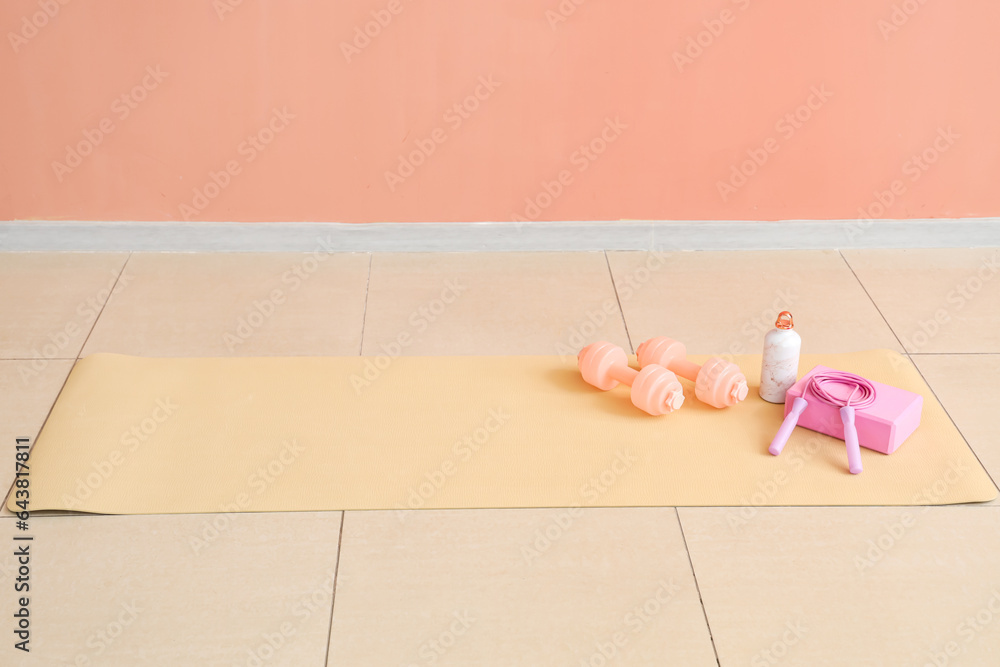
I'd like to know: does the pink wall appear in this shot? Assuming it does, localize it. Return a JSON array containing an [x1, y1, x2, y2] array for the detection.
[[2, 0, 998, 223]]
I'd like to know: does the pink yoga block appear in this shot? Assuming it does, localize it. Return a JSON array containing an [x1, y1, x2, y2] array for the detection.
[[783, 365, 923, 455]]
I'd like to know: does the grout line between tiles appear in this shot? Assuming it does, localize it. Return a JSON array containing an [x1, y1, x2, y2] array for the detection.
[[1, 504, 997, 525], [2, 366, 76, 511], [908, 361, 1000, 497], [357, 254, 373, 356], [604, 251, 634, 353], [75, 253, 133, 358], [910, 352, 1000, 356], [838, 251, 1000, 497], [836, 250, 907, 353], [323, 512, 347, 666], [3, 254, 131, 511], [674, 508, 722, 667]]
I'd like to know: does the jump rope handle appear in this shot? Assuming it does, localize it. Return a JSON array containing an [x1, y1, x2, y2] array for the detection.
[[768, 397, 809, 456], [840, 406, 863, 474]]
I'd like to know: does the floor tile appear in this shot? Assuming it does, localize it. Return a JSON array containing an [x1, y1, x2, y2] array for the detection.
[[842, 248, 1000, 353], [607, 250, 902, 356], [914, 354, 1000, 506], [81, 253, 370, 357], [328, 508, 717, 666], [362, 252, 630, 356], [0, 512, 342, 666], [0, 253, 129, 359], [679, 507, 1000, 667], [0, 359, 74, 518]]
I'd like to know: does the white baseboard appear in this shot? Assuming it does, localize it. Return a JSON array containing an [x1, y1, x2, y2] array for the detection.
[[0, 219, 997, 252]]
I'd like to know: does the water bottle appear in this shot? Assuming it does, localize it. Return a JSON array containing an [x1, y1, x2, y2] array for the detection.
[[759, 311, 801, 403]]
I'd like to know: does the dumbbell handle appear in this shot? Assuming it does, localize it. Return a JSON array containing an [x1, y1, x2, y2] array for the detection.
[[607, 364, 639, 387], [636, 337, 748, 409], [665, 358, 701, 383]]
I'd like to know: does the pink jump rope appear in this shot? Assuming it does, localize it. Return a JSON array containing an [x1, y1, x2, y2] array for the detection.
[[768, 371, 876, 474]]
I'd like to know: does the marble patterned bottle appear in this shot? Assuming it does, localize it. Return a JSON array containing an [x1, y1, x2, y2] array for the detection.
[[759, 311, 801, 404]]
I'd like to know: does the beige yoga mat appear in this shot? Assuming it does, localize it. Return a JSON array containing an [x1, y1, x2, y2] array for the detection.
[[9, 351, 996, 514]]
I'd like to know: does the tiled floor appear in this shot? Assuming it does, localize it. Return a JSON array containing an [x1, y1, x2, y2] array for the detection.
[[2, 249, 998, 666]]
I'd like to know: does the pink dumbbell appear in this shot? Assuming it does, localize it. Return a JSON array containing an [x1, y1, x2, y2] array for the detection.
[[636, 337, 749, 409], [578, 342, 685, 416]]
